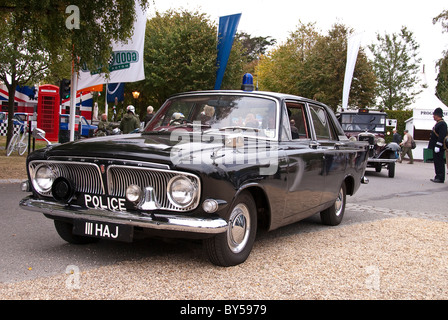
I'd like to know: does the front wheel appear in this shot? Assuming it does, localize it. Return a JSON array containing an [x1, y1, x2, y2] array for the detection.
[[320, 182, 346, 226], [6, 133, 19, 156], [204, 191, 257, 267]]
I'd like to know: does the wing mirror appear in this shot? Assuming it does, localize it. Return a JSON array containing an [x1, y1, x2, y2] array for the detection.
[[32, 128, 52, 145]]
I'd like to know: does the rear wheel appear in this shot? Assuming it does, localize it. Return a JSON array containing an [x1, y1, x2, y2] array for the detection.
[[54, 220, 99, 245], [388, 162, 395, 178], [320, 182, 346, 226], [204, 191, 257, 267], [18, 132, 28, 155]]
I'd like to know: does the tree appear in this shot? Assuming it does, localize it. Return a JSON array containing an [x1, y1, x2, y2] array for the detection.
[[433, 9, 448, 105], [135, 9, 245, 110], [0, 0, 149, 145], [368, 26, 422, 110], [0, 13, 51, 146], [433, 9, 448, 32], [257, 22, 376, 111], [236, 32, 276, 76], [435, 53, 448, 105]]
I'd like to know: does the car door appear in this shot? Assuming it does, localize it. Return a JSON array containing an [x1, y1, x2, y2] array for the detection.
[[282, 101, 325, 219], [308, 103, 349, 204]]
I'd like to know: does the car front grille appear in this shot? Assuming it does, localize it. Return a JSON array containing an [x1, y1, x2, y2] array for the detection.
[[28, 160, 201, 212], [358, 135, 374, 145]]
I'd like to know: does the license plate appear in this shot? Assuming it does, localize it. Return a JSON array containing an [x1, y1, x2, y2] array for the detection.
[[73, 220, 133, 242], [83, 194, 127, 212]]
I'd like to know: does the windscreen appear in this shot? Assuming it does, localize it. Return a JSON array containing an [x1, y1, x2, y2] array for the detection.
[[147, 95, 278, 139], [340, 113, 386, 133]]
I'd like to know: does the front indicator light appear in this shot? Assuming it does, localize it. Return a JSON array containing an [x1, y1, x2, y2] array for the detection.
[[126, 184, 143, 203]]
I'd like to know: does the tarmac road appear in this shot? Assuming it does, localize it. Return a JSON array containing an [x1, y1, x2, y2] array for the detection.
[[0, 160, 447, 286]]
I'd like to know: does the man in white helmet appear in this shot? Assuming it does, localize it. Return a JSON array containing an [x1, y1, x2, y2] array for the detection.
[[119, 105, 140, 134]]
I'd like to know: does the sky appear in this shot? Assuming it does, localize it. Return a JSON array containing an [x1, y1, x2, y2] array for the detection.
[[149, 0, 448, 92]]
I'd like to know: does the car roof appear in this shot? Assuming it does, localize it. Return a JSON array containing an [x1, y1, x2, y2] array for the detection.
[[338, 110, 387, 115], [169, 90, 330, 109]]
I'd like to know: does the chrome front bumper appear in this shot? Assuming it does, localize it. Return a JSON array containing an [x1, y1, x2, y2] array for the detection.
[[19, 196, 228, 235]]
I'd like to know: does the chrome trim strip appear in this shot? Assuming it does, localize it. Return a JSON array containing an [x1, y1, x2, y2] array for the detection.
[[48, 156, 171, 170], [19, 196, 227, 235]]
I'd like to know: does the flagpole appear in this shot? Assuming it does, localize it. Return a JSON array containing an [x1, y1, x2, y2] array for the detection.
[[69, 60, 78, 142], [105, 80, 108, 117]]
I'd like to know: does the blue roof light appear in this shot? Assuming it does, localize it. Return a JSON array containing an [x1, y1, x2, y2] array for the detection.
[[241, 73, 255, 91]]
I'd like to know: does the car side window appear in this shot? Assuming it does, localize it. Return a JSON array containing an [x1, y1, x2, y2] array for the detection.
[[309, 104, 336, 141], [286, 102, 309, 140]]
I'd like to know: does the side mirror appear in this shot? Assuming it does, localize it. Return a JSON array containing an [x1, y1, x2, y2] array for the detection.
[[32, 128, 52, 145]]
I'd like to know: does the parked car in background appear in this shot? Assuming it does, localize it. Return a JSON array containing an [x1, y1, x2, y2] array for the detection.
[[337, 109, 399, 178], [20, 88, 369, 267], [59, 114, 97, 138]]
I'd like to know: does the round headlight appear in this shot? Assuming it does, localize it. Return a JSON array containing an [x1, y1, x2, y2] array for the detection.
[[126, 184, 142, 203], [168, 176, 197, 208], [377, 138, 386, 147], [34, 165, 55, 193]]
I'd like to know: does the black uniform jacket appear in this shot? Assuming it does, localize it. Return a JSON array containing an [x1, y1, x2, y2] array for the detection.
[[428, 119, 448, 150]]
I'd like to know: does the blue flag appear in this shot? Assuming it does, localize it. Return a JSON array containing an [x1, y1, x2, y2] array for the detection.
[[214, 13, 241, 90], [107, 83, 125, 103]]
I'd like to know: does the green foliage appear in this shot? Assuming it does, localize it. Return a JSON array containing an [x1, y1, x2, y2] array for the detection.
[[133, 9, 245, 110], [384, 109, 413, 143], [436, 53, 448, 105], [368, 26, 422, 110], [257, 22, 376, 111]]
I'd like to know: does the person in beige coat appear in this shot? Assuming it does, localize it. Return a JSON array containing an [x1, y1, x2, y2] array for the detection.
[[399, 130, 414, 164]]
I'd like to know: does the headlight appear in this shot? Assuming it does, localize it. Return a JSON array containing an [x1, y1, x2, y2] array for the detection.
[[167, 176, 198, 208], [33, 165, 55, 194], [376, 138, 386, 147]]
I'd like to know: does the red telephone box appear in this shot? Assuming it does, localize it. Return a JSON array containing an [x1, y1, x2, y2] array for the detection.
[[37, 85, 60, 142]]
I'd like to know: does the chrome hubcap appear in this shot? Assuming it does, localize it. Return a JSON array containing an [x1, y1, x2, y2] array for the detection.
[[335, 187, 344, 217], [227, 204, 250, 253]]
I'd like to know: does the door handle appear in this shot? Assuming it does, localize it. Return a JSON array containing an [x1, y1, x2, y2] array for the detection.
[[309, 142, 320, 149]]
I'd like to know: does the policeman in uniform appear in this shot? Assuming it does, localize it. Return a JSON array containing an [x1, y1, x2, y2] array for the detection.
[[428, 107, 447, 183]]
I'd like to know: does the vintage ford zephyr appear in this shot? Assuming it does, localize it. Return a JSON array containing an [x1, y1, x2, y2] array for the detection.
[[20, 90, 369, 266]]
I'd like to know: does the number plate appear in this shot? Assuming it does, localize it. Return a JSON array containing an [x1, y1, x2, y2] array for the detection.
[[73, 220, 133, 242]]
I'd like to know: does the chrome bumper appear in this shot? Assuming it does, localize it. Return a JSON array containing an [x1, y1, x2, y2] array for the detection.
[[367, 158, 397, 163], [19, 196, 228, 235]]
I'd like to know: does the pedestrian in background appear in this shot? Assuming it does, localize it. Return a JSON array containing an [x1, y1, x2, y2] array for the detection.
[[399, 130, 413, 164], [144, 106, 154, 127], [120, 105, 140, 134], [392, 129, 401, 144], [428, 107, 447, 183]]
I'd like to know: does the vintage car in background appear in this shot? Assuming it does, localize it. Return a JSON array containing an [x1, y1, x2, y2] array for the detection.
[[337, 109, 399, 178], [20, 88, 369, 267]]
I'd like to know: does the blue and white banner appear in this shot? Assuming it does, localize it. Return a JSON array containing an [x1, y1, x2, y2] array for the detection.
[[214, 13, 241, 90], [77, 1, 146, 90]]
